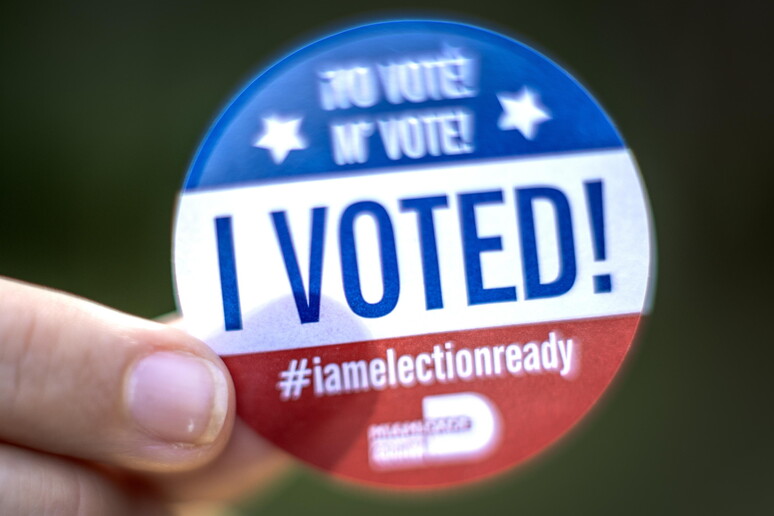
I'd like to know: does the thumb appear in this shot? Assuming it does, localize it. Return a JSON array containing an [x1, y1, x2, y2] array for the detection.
[[0, 277, 234, 472]]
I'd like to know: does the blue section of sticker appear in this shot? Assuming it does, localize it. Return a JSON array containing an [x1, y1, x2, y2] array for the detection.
[[183, 20, 624, 191]]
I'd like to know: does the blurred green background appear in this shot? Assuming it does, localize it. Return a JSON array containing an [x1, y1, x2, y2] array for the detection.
[[1, 0, 771, 514]]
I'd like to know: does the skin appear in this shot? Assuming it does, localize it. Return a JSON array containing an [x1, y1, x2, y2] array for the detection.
[[0, 277, 289, 515]]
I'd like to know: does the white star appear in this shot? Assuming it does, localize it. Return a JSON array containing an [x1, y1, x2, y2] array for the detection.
[[253, 116, 307, 164], [497, 87, 552, 140]]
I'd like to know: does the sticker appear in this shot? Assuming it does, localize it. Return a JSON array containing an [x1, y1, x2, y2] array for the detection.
[[173, 20, 655, 488]]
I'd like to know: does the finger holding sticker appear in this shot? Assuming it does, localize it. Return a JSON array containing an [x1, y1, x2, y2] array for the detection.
[[174, 20, 655, 488]]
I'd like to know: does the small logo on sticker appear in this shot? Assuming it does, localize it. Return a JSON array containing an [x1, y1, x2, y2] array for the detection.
[[368, 392, 501, 470]]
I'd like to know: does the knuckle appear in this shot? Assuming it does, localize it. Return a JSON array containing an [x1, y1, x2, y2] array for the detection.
[[0, 302, 42, 417]]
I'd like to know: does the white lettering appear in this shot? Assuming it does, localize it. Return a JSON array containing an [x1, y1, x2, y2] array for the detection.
[[318, 66, 378, 110], [369, 357, 387, 389], [377, 108, 474, 160], [541, 332, 559, 372], [330, 120, 374, 165], [377, 49, 477, 105], [558, 338, 575, 377], [397, 354, 415, 386], [523, 342, 542, 373], [505, 344, 522, 374]]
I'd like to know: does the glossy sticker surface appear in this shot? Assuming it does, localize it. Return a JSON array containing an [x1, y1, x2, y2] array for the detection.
[[173, 20, 654, 488]]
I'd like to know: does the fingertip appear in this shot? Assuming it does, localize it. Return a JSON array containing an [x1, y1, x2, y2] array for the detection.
[[126, 351, 230, 447], [119, 327, 236, 472]]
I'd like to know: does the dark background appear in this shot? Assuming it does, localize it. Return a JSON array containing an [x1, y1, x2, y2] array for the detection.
[[2, 1, 771, 514]]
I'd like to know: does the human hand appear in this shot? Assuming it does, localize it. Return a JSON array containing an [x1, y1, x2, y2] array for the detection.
[[0, 277, 288, 515]]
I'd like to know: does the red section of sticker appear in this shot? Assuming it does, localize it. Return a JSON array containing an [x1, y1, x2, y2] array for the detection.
[[224, 313, 640, 487]]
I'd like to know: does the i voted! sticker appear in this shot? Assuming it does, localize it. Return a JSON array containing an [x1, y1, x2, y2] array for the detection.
[[173, 20, 655, 488]]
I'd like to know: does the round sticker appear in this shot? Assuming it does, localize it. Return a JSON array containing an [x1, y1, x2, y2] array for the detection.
[[173, 20, 654, 488]]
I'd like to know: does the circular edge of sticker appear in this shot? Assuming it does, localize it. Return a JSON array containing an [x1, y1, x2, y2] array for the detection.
[[171, 18, 658, 489]]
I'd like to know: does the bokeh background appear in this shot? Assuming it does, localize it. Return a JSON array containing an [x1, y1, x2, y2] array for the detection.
[[2, 0, 771, 514]]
